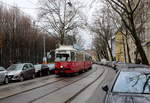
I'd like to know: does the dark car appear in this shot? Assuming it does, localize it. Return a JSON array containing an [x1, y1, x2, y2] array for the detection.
[[7, 63, 35, 82], [0, 66, 9, 84], [34, 64, 42, 77], [34, 64, 49, 76], [102, 68, 150, 103], [47, 63, 55, 74], [41, 64, 50, 75]]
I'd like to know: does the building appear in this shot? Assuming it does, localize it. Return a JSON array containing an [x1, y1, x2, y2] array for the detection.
[[85, 50, 98, 61], [115, 31, 125, 62], [113, 0, 150, 64]]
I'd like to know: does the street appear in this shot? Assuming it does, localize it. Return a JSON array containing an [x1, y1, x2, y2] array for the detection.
[[0, 64, 116, 103]]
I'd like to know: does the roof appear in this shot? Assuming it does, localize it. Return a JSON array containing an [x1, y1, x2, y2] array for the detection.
[[55, 45, 77, 51], [121, 67, 150, 72]]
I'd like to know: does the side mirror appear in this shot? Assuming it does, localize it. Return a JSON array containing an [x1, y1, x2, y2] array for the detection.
[[113, 66, 117, 70], [102, 85, 109, 92]]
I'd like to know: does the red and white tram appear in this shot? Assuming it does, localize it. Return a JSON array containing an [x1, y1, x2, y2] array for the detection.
[[55, 45, 92, 75]]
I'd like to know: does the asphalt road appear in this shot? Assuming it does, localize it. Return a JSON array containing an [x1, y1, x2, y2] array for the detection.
[[71, 66, 116, 103], [0, 65, 116, 103]]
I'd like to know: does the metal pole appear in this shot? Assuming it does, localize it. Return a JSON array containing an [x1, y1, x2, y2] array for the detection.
[[43, 35, 46, 57]]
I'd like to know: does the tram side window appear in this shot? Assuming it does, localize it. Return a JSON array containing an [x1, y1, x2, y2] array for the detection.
[[85, 54, 92, 61], [71, 52, 75, 61], [55, 54, 70, 61], [76, 53, 84, 61], [85, 55, 88, 61]]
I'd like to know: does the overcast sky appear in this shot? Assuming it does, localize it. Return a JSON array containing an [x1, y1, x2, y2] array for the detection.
[[0, 0, 102, 49]]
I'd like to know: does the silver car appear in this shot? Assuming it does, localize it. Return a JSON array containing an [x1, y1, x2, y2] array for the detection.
[[0, 66, 9, 84], [102, 68, 150, 103], [7, 63, 35, 82]]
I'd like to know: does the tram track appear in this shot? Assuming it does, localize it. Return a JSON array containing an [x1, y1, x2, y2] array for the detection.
[[0, 66, 98, 103], [64, 68, 105, 103], [29, 68, 98, 103], [0, 77, 64, 100], [29, 65, 105, 103]]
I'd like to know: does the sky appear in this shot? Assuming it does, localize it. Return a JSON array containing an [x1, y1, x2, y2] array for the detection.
[[0, 0, 102, 49]]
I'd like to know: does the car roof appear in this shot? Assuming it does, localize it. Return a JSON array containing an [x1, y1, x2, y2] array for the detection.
[[14, 63, 33, 65], [120, 67, 150, 73]]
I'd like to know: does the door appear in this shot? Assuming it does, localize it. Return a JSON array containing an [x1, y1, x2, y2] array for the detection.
[[22, 64, 29, 79], [0, 67, 6, 82], [27, 64, 34, 78]]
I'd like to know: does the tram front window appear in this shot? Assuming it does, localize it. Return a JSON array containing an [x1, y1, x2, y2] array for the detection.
[[55, 54, 70, 61]]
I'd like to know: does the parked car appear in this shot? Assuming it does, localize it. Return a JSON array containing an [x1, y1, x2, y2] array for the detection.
[[47, 63, 55, 73], [101, 59, 107, 65], [7, 63, 35, 82], [102, 68, 150, 103], [34, 64, 42, 77], [41, 64, 50, 75], [34, 64, 49, 76], [0, 66, 9, 84]]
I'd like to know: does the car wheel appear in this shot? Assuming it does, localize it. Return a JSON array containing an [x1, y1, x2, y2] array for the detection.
[[39, 72, 42, 77], [20, 75, 24, 82], [32, 74, 35, 79], [4, 77, 9, 84]]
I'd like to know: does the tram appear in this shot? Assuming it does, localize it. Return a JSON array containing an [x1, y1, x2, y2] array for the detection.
[[55, 45, 92, 75]]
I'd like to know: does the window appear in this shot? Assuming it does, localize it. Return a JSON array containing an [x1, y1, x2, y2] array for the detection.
[[55, 53, 70, 61], [23, 65, 28, 70], [0, 67, 5, 71], [28, 64, 33, 68], [113, 71, 150, 94], [71, 52, 75, 61], [76, 53, 84, 61]]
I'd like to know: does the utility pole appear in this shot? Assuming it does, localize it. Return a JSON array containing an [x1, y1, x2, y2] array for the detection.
[[43, 34, 47, 64], [43, 35, 46, 57]]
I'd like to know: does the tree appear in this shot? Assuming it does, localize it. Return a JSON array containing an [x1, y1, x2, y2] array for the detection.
[[38, 0, 83, 45], [105, 0, 150, 65], [0, 5, 58, 67], [89, 7, 115, 61]]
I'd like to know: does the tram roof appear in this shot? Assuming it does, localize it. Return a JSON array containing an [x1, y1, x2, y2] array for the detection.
[[56, 45, 77, 51]]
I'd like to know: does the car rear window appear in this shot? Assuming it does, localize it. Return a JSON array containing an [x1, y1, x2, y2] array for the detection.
[[112, 71, 150, 94]]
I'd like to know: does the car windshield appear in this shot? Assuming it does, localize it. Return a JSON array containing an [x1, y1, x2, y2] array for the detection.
[[34, 64, 41, 69], [55, 54, 70, 62], [0, 67, 5, 71], [113, 71, 150, 94], [7, 64, 23, 70]]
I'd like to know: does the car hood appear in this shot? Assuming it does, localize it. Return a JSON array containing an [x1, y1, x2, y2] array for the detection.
[[7, 70, 22, 75], [106, 93, 150, 103], [0, 70, 7, 75]]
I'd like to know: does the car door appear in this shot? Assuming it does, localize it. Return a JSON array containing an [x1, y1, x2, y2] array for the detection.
[[22, 64, 29, 79], [0, 67, 6, 82], [27, 64, 34, 78]]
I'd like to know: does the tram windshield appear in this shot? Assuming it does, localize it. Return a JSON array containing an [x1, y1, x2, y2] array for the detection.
[[55, 53, 70, 61]]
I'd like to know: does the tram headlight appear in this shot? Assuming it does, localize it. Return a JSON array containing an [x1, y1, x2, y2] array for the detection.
[[60, 66, 63, 68]]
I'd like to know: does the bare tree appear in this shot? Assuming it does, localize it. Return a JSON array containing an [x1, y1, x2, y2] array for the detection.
[[93, 34, 109, 60], [105, 0, 150, 65], [89, 7, 115, 61], [38, 0, 83, 45], [0, 5, 58, 67]]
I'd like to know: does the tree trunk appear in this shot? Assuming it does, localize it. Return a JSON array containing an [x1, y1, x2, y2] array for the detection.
[[123, 37, 127, 63], [126, 37, 132, 63], [106, 41, 114, 61], [130, 19, 149, 64]]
